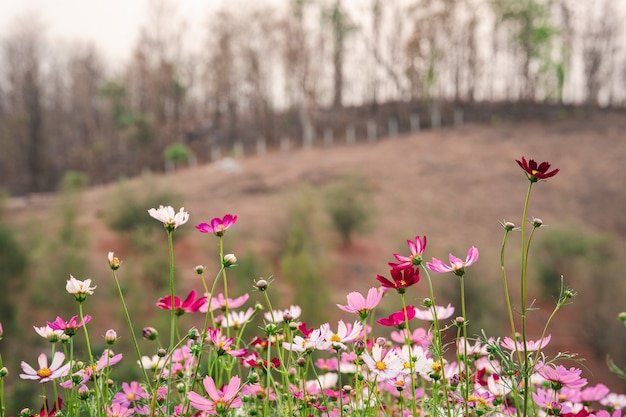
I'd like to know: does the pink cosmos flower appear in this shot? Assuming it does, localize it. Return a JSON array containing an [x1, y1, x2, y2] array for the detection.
[[220, 308, 255, 329], [322, 320, 363, 350], [187, 375, 243, 414], [376, 266, 420, 293], [390, 235, 427, 268], [20, 352, 71, 383], [107, 403, 133, 417], [426, 246, 479, 277], [201, 293, 249, 313], [195, 214, 238, 236], [414, 303, 455, 321], [336, 287, 384, 319], [500, 334, 551, 352], [156, 289, 206, 316], [112, 381, 148, 409], [206, 328, 247, 357], [390, 328, 432, 347], [536, 363, 588, 390], [376, 306, 416, 328], [533, 388, 571, 414], [47, 315, 91, 337], [61, 349, 123, 389]]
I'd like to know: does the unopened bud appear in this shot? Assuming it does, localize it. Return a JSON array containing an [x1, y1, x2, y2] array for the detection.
[[177, 382, 185, 393], [157, 348, 167, 358], [354, 340, 365, 355], [455, 317, 465, 327], [143, 327, 158, 341], [105, 329, 117, 345], [532, 217, 543, 228], [78, 384, 90, 400], [423, 298, 433, 308], [194, 265, 206, 275], [503, 221, 515, 231], [0, 367, 8, 377], [254, 279, 268, 291], [108, 252, 121, 270], [222, 254, 237, 267], [248, 372, 260, 384], [619, 312, 626, 322], [20, 408, 31, 417], [342, 384, 353, 394], [187, 328, 200, 340], [296, 357, 306, 367], [375, 337, 386, 346]]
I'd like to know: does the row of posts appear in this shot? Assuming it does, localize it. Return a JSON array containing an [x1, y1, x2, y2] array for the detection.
[[209, 108, 464, 161]]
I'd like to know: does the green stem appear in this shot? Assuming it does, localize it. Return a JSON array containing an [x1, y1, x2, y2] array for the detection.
[[520, 181, 534, 417], [166, 229, 175, 417]]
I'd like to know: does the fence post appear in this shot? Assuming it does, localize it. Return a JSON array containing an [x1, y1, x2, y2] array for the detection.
[[367, 120, 377, 143], [256, 137, 266, 155], [388, 117, 398, 137], [430, 107, 441, 129], [346, 125, 356, 145], [324, 127, 334, 148], [410, 113, 420, 132]]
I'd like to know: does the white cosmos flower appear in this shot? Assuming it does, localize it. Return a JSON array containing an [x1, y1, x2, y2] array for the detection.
[[33, 325, 65, 342], [66, 275, 96, 298], [148, 205, 189, 230], [361, 344, 403, 381], [138, 355, 162, 371]]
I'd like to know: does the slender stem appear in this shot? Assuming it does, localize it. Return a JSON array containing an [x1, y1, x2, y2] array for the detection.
[[519, 181, 534, 417], [459, 275, 469, 417], [400, 293, 418, 415], [166, 229, 175, 417]]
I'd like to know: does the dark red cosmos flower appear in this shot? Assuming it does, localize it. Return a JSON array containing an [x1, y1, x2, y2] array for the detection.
[[376, 266, 420, 293], [516, 157, 559, 182]]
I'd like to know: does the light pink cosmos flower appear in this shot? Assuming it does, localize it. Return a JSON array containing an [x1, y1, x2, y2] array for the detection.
[[66, 275, 96, 300], [601, 393, 626, 410], [206, 328, 247, 357], [500, 334, 551, 352], [20, 352, 71, 383], [536, 363, 588, 390], [264, 305, 302, 323], [156, 289, 207, 316], [414, 303, 455, 321], [112, 381, 148, 410], [322, 320, 363, 350], [390, 235, 427, 269], [107, 403, 133, 417], [187, 375, 243, 414], [336, 287, 384, 319], [201, 293, 249, 313], [220, 308, 255, 329], [390, 328, 432, 347], [195, 214, 238, 236], [33, 325, 65, 343], [533, 388, 571, 414], [361, 344, 403, 381], [148, 205, 189, 230], [426, 246, 479, 276]]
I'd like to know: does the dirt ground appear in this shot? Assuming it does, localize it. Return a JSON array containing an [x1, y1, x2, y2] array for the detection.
[[9, 110, 626, 390]]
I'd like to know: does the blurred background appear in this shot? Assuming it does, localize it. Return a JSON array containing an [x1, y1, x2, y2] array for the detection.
[[0, 0, 625, 412]]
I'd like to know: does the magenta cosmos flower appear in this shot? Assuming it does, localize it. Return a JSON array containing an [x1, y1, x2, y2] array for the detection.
[[187, 375, 243, 414], [195, 214, 238, 236], [156, 289, 206, 316], [426, 246, 479, 277], [516, 157, 559, 183], [336, 287, 383, 319], [20, 352, 71, 383], [390, 235, 427, 268], [377, 306, 416, 328], [376, 266, 420, 293], [47, 315, 91, 337]]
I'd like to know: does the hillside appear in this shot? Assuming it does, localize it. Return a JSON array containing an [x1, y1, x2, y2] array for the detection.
[[9, 111, 626, 391]]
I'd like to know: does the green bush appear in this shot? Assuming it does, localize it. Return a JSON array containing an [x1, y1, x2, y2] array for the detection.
[[324, 173, 375, 246], [164, 143, 191, 166]]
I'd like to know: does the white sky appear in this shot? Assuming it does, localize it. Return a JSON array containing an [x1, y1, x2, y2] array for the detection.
[[0, 0, 218, 63]]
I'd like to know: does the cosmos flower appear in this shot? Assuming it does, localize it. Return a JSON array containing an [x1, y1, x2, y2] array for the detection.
[[361, 344, 403, 380], [516, 157, 559, 182], [65, 275, 96, 301], [156, 289, 207, 316], [20, 352, 71, 383], [414, 303, 455, 321], [426, 247, 479, 277], [376, 266, 420, 293], [336, 287, 384, 319], [187, 375, 243, 414], [47, 315, 92, 337], [390, 235, 427, 268], [536, 363, 588, 390], [195, 214, 238, 236], [500, 334, 551, 352], [148, 205, 189, 230], [376, 306, 416, 328]]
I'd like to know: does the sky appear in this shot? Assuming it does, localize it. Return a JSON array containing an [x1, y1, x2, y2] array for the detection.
[[0, 0, 217, 63]]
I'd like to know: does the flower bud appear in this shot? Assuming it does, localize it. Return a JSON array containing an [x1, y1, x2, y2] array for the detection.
[[157, 348, 167, 358], [108, 252, 121, 270], [222, 254, 237, 267], [187, 328, 200, 340], [532, 217, 543, 228], [177, 382, 186, 393], [354, 340, 365, 355], [375, 337, 386, 346], [455, 317, 465, 327], [423, 298, 433, 308], [503, 221, 515, 231], [342, 384, 353, 394], [194, 265, 206, 275], [20, 408, 31, 417], [0, 367, 8, 378], [143, 327, 158, 341], [619, 312, 626, 322], [254, 279, 268, 291], [78, 385, 91, 400], [296, 357, 307, 367], [105, 329, 118, 345], [288, 321, 299, 330], [254, 303, 264, 312]]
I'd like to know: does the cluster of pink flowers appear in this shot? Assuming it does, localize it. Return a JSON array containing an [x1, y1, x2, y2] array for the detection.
[[6, 158, 626, 417]]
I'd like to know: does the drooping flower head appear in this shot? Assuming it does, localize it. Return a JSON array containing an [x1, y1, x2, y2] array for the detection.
[[516, 157, 559, 183], [20, 352, 71, 383], [390, 235, 427, 268], [148, 205, 189, 231], [156, 289, 207, 316], [47, 315, 92, 337], [426, 247, 479, 277], [66, 275, 96, 302], [187, 375, 243, 414], [336, 287, 384, 319], [376, 266, 420, 294], [196, 214, 238, 237]]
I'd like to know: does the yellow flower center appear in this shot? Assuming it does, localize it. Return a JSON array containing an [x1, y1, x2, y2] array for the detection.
[[330, 334, 341, 343], [431, 362, 442, 372], [127, 393, 135, 401], [396, 379, 405, 387], [375, 361, 387, 371], [37, 368, 52, 378], [468, 395, 488, 407], [403, 362, 411, 369]]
